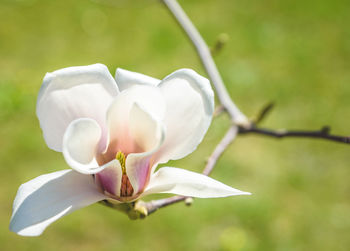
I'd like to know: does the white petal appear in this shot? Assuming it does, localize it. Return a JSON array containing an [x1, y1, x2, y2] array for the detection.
[[9, 170, 106, 237], [37, 64, 118, 152], [155, 69, 214, 163], [143, 167, 250, 198], [115, 68, 160, 91], [129, 103, 165, 153], [125, 103, 166, 195], [105, 85, 165, 155], [63, 118, 107, 174]]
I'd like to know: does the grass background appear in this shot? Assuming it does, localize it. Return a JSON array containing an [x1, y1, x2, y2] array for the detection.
[[0, 0, 349, 250]]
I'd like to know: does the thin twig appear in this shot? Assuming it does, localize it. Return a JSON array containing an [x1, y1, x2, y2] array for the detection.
[[253, 102, 275, 125], [144, 196, 187, 215], [213, 105, 225, 117], [238, 126, 350, 144], [162, 0, 248, 126], [203, 126, 238, 175]]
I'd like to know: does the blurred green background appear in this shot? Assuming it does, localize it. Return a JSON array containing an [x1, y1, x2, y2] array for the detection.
[[1, 0, 350, 250]]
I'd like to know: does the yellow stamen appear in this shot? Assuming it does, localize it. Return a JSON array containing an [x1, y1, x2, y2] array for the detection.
[[116, 151, 126, 174], [116, 151, 134, 197]]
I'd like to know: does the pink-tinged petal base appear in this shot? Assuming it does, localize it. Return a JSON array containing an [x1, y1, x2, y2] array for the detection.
[[95, 160, 122, 197], [126, 154, 152, 195], [103, 85, 165, 158], [125, 103, 166, 195]]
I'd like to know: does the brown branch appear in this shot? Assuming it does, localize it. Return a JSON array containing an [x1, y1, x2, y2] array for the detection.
[[238, 125, 350, 144], [242, 102, 350, 144]]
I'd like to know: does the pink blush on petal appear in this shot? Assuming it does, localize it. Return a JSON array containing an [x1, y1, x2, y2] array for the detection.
[[96, 166, 121, 196]]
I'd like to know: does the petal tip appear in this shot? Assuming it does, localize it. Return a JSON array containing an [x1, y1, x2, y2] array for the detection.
[[240, 191, 252, 196]]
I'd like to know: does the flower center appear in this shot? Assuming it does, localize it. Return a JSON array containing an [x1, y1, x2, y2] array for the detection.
[[116, 151, 134, 197]]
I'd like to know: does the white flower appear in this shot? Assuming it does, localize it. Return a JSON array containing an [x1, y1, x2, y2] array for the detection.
[[9, 64, 250, 236]]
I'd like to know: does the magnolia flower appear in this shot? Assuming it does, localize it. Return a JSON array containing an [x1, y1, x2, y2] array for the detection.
[[9, 64, 250, 236]]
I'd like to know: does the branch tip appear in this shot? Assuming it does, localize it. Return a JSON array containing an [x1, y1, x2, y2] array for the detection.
[[211, 33, 229, 56], [254, 102, 275, 125], [185, 197, 194, 206]]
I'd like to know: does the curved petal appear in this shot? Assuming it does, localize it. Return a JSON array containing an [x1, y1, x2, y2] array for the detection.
[[9, 170, 106, 237], [155, 69, 214, 163], [105, 85, 165, 156], [125, 103, 166, 195], [95, 159, 123, 197], [115, 68, 160, 91], [63, 118, 107, 175], [36, 64, 118, 152], [143, 167, 251, 198]]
